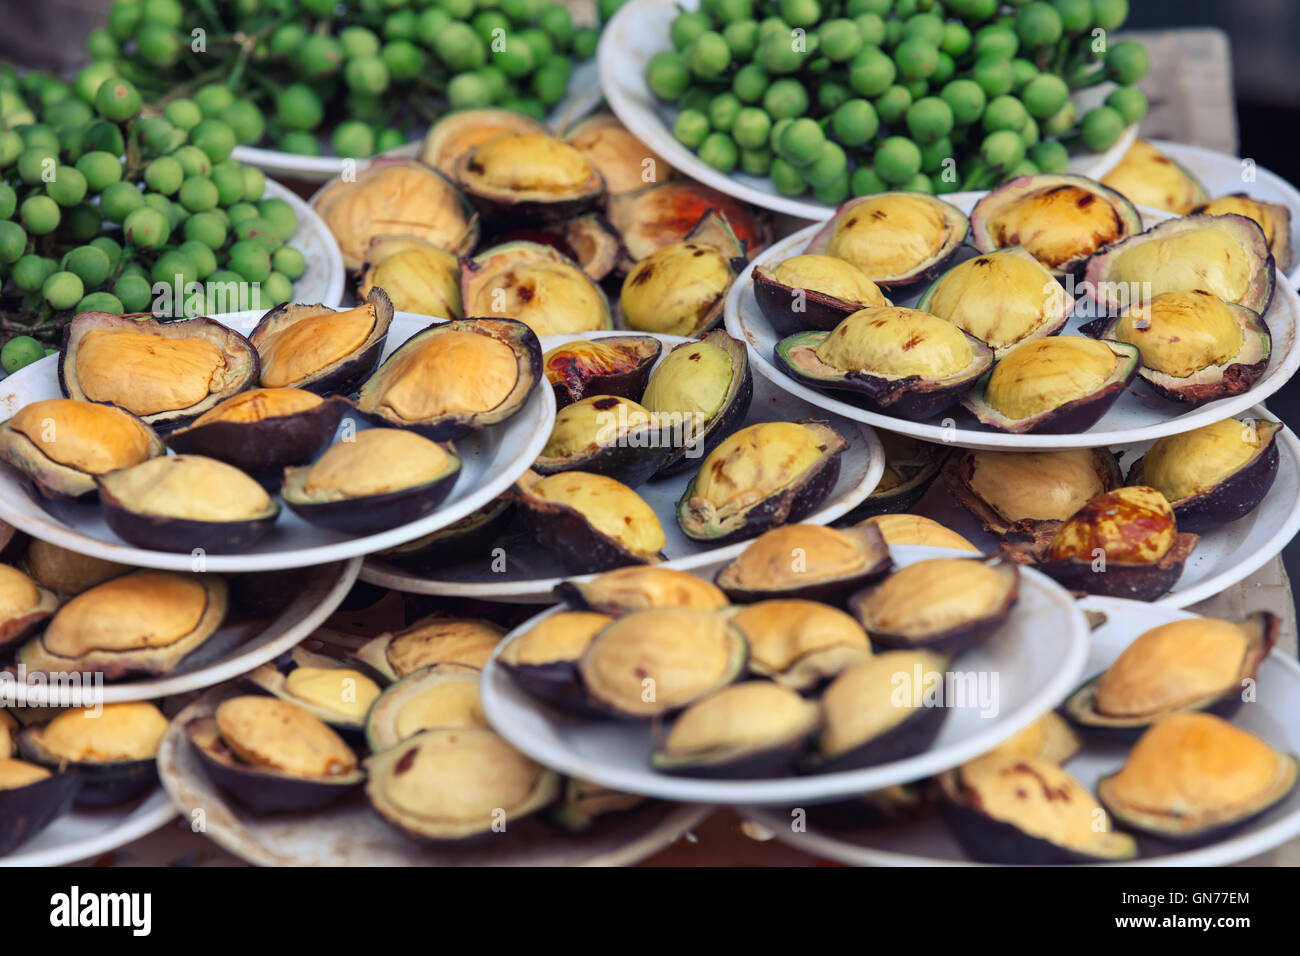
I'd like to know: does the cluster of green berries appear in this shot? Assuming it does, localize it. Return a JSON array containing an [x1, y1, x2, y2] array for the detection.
[[645, 0, 1148, 200]]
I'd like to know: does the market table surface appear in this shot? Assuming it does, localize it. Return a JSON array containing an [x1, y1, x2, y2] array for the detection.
[[67, 25, 1300, 868]]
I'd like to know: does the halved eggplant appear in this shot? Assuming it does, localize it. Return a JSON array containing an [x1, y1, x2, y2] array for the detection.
[[809, 649, 951, 772], [366, 727, 561, 842], [0, 563, 58, 653], [513, 469, 666, 573], [969, 174, 1142, 275], [1083, 213, 1275, 315], [803, 193, 969, 288], [916, 247, 1074, 355], [1063, 612, 1278, 738], [849, 557, 1018, 654], [0, 759, 82, 855], [651, 680, 821, 778], [19, 701, 167, 806], [358, 236, 463, 321], [961, 337, 1140, 434], [98, 455, 280, 553], [1100, 140, 1209, 215], [245, 647, 383, 731], [944, 446, 1122, 540], [186, 695, 365, 813], [354, 615, 506, 682], [939, 753, 1138, 863], [17, 570, 227, 679], [353, 317, 541, 441], [640, 330, 753, 476], [677, 420, 847, 544], [1081, 291, 1270, 404], [731, 599, 871, 691], [554, 566, 729, 614], [282, 428, 461, 536], [498, 610, 614, 716], [714, 523, 892, 604], [313, 158, 478, 270], [841, 432, 948, 522], [1127, 418, 1281, 532], [454, 131, 605, 224], [753, 253, 892, 336], [1190, 194, 1293, 272], [546, 779, 649, 832], [543, 335, 661, 408], [607, 180, 771, 267], [533, 395, 676, 487], [364, 663, 487, 752], [774, 307, 994, 421], [619, 211, 748, 337], [165, 388, 346, 479], [0, 398, 165, 500], [854, 514, 979, 552], [577, 608, 748, 719], [249, 288, 395, 396], [59, 312, 259, 433], [563, 110, 673, 195], [1097, 712, 1298, 844], [1002, 486, 1196, 601], [20, 540, 129, 596], [460, 240, 614, 337], [421, 107, 547, 179], [372, 496, 514, 570]]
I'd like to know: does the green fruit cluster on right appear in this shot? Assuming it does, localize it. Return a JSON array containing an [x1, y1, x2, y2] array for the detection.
[[646, 0, 1148, 200]]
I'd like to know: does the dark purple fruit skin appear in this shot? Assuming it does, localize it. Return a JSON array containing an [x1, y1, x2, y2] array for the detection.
[[283, 467, 459, 536], [681, 455, 842, 547], [1128, 433, 1280, 533], [753, 269, 861, 336], [806, 702, 948, 774], [165, 397, 347, 478], [98, 493, 279, 554], [0, 521, 26, 563], [354, 317, 543, 442], [185, 718, 360, 813], [66, 760, 156, 807], [848, 574, 1018, 655], [0, 607, 55, 654], [547, 336, 661, 409], [1003, 532, 1196, 602], [250, 288, 395, 397], [940, 785, 1127, 864], [837, 451, 949, 525], [498, 660, 608, 718], [776, 349, 975, 422], [651, 737, 810, 779], [1061, 678, 1248, 745], [971, 364, 1138, 434], [715, 571, 889, 608], [650, 331, 754, 478], [514, 492, 658, 574], [0, 770, 82, 854], [533, 422, 677, 489], [381, 501, 515, 571], [1097, 758, 1298, 846]]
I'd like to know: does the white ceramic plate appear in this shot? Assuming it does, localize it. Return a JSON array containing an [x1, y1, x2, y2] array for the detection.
[[0, 787, 177, 868], [156, 685, 712, 867], [915, 406, 1300, 609], [262, 178, 345, 307], [744, 596, 1300, 866], [231, 59, 604, 184], [0, 313, 555, 572], [599, 0, 1137, 222], [480, 545, 1091, 805], [1152, 139, 1300, 288], [360, 330, 885, 602], [725, 202, 1300, 451], [8, 557, 360, 705]]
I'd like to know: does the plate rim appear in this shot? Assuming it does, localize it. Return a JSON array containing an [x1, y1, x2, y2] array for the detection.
[[0, 787, 178, 868], [479, 544, 1093, 804], [742, 595, 1300, 867], [0, 314, 556, 572], [358, 329, 886, 600], [725, 218, 1300, 451], [599, 0, 1137, 222], [155, 685, 714, 867]]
